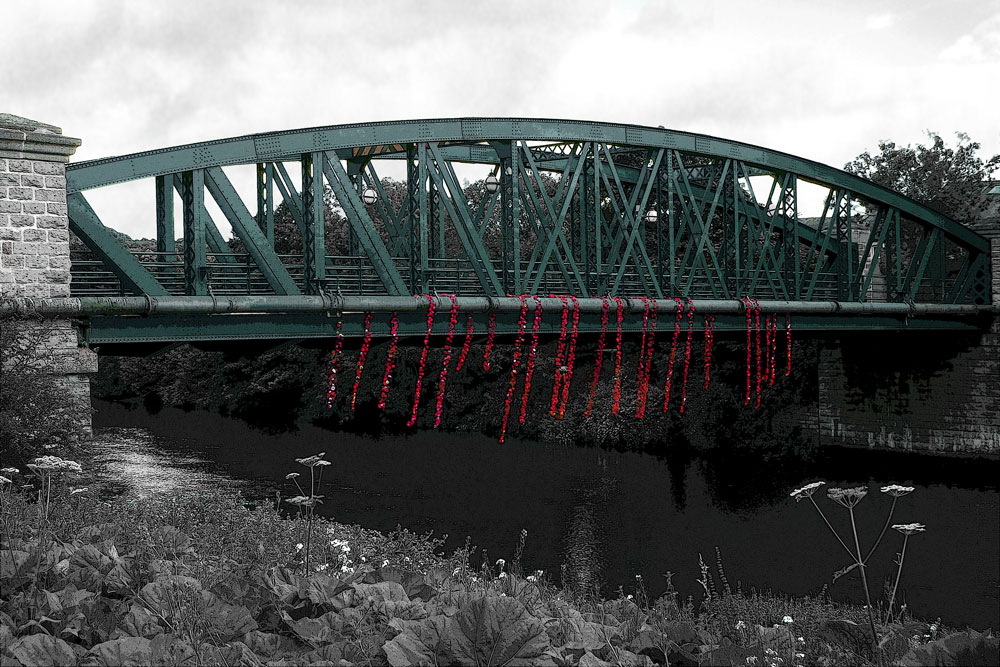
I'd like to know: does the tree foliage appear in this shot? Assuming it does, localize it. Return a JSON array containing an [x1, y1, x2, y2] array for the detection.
[[843, 132, 1000, 223]]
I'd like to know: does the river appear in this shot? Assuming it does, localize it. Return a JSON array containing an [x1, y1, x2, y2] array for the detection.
[[90, 399, 999, 630]]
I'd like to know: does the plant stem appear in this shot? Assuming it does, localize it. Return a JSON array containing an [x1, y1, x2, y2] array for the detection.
[[884, 535, 909, 626], [808, 495, 856, 560], [848, 506, 880, 660], [863, 496, 897, 564]]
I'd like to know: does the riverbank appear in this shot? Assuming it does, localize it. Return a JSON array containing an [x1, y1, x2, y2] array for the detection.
[[2, 458, 995, 667]]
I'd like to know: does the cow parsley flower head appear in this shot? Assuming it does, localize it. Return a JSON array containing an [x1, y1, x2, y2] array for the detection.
[[892, 523, 927, 535], [789, 481, 825, 502], [881, 484, 915, 497], [827, 486, 868, 508]]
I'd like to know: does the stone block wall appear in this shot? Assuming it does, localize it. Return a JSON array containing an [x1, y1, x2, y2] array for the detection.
[[1, 114, 98, 439]]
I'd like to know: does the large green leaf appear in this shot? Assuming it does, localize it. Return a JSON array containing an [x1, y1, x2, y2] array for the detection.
[[0, 551, 28, 580], [80, 638, 152, 666], [1, 635, 77, 666], [281, 610, 346, 647], [900, 630, 1000, 666], [445, 595, 552, 666]]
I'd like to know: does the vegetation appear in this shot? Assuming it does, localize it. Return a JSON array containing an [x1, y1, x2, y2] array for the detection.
[[843, 132, 999, 224], [2, 454, 996, 666]]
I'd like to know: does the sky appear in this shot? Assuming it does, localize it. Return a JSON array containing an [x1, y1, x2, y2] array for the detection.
[[5, 0, 1000, 238]]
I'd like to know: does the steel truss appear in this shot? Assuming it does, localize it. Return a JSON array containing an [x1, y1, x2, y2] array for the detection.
[[62, 118, 993, 344]]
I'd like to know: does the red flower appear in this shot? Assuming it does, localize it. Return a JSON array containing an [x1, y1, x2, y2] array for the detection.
[[662, 297, 685, 412], [407, 295, 437, 428], [557, 295, 581, 419], [703, 315, 716, 390], [377, 312, 400, 410], [743, 296, 752, 406], [350, 312, 374, 412], [499, 295, 530, 443], [680, 299, 695, 414], [433, 294, 461, 429], [611, 297, 625, 415], [455, 315, 475, 371], [753, 298, 762, 409], [635, 297, 659, 419], [326, 317, 345, 408], [584, 297, 610, 418], [785, 313, 792, 377], [549, 296, 570, 417], [519, 296, 544, 424], [482, 312, 497, 371]]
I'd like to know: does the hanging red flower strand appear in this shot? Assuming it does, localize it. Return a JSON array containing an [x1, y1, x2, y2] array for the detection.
[[350, 311, 374, 412], [611, 296, 625, 415], [549, 296, 570, 417], [557, 295, 581, 419], [743, 296, 752, 406], [455, 315, 475, 371], [482, 312, 497, 371], [786, 313, 792, 377], [407, 295, 437, 428], [703, 315, 716, 390], [753, 298, 763, 409], [433, 295, 460, 429], [326, 316, 345, 408], [680, 299, 695, 414], [584, 297, 610, 418], [768, 314, 778, 386], [499, 295, 530, 443], [662, 297, 685, 412], [635, 297, 659, 419], [763, 311, 773, 386], [634, 297, 651, 418], [519, 296, 543, 424], [377, 312, 400, 410]]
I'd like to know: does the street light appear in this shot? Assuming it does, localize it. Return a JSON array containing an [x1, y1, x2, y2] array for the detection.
[[644, 209, 658, 224], [484, 174, 500, 194], [361, 188, 377, 205]]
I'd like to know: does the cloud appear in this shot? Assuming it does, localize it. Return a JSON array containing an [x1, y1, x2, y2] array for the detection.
[[939, 11, 1000, 63]]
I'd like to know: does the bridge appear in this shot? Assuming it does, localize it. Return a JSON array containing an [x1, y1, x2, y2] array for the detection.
[[1, 114, 997, 453]]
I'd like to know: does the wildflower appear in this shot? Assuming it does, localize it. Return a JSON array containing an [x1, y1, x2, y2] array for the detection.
[[318, 563, 329, 571], [315, 460, 332, 467], [526, 575, 537, 582], [735, 620, 747, 630], [796, 637, 804, 644], [286, 495, 322, 507], [69, 487, 87, 495], [881, 484, 915, 497], [892, 523, 927, 535], [296, 543, 304, 551], [626, 594, 634, 600], [789, 481, 825, 502], [382, 560, 390, 567], [0, 467, 17, 475], [28, 456, 82, 474], [794, 653, 805, 659], [746, 657, 758, 666], [0, 476, 11, 485], [498, 572, 507, 579], [783, 615, 794, 624], [827, 486, 868, 508], [295, 453, 327, 467], [496, 558, 506, 568], [285, 473, 300, 479]]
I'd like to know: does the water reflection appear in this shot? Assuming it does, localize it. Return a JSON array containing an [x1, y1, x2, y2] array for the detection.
[[88, 426, 249, 500], [91, 400, 999, 629]]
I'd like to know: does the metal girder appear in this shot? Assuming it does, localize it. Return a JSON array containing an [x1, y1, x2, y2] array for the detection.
[[169, 174, 238, 271], [301, 152, 325, 294], [67, 193, 169, 296], [203, 166, 301, 295], [321, 152, 408, 295]]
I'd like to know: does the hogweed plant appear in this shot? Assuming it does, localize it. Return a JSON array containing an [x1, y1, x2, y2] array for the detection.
[[790, 481, 923, 660], [285, 452, 331, 574]]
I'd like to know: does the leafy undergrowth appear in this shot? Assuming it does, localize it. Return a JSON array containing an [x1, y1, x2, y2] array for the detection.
[[1, 489, 997, 666]]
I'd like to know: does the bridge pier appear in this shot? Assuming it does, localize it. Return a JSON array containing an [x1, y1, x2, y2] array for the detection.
[[815, 211, 1000, 456], [1, 114, 98, 442]]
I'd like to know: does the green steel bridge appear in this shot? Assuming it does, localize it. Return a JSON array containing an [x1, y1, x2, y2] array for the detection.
[[28, 118, 996, 352]]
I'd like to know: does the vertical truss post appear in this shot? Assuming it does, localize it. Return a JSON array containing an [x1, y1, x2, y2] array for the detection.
[[181, 170, 206, 296], [417, 143, 430, 292], [666, 150, 675, 294], [155, 175, 175, 262], [428, 178, 440, 260], [497, 141, 519, 294], [301, 152, 326, 295], [405, 146, 419, 293], [779, 174, 800, 299], [834, 190, 853, 300], [346, 161, 363, 257], [721, 164, 738, 296], [256, 163, 274, 247]]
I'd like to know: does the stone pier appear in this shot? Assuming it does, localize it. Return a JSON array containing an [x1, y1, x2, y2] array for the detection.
[[0, 113, 98, 442]]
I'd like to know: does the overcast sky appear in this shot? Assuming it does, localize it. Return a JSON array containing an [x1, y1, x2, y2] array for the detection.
[[6, 0, 1000, 238]]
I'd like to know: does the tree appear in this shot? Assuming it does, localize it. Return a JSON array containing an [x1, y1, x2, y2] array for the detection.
[[844, 132, 1000, 223]]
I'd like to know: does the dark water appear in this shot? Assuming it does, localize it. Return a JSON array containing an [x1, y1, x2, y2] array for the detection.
[[91, 399, 999, 630]]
